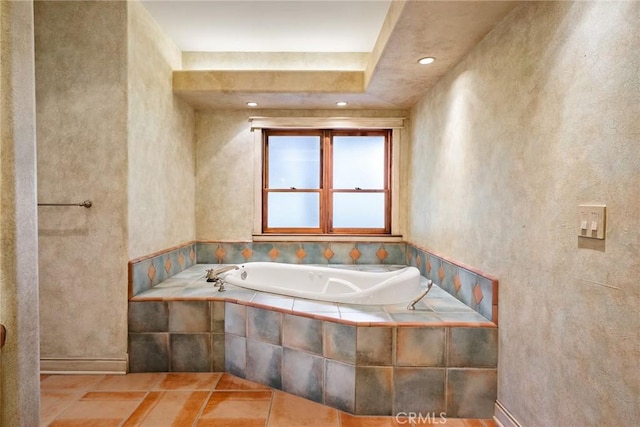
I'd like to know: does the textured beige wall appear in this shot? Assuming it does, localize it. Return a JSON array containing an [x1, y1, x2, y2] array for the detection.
[[35, 1, 129, 361], [195, 109, 409, 241], [183, 52, 368, 71], [0, 0, 40, 424], [127, 1, 195, 259], [408, 2, 639, 425]]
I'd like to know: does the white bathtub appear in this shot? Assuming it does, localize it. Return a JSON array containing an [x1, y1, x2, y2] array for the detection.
[[220, 262, 423, 305]]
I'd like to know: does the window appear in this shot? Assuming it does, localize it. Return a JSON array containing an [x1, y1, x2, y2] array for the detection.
[[262, 129, 391, 234]]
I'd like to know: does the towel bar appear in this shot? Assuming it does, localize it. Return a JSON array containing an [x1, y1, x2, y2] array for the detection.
[[37, 200, 92, 208]]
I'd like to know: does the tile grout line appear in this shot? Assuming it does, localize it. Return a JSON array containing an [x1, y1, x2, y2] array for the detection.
[[445, 327, 451, 418], [124, 389, 166, 426], [191, 390, 213, 427], [118, 389, 152, 427], [265, 388, 276, 427], [150, 372, 166, 390], [391, 325, 398, 418]]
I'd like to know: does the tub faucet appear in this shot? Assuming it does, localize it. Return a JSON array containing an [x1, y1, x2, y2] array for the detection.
[[206, 265, 239, 280], [205, 265, 239, 291], [407, 279, 433, 310]]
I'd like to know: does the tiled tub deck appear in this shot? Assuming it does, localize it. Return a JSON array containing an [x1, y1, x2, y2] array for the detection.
[[128, 264, 498, 418]]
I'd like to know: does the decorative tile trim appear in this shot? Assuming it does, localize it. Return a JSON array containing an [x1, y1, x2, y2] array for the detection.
[[129, 241, 197, 298], [195, 241, 406, 265], [406, 243, 499, 324]]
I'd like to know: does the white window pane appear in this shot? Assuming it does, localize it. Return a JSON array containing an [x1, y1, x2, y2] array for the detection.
[[333, 193, 385, 228], [268, 192, 319, 228], [333, 136, 385, 189], [268, 136, 320, 189]]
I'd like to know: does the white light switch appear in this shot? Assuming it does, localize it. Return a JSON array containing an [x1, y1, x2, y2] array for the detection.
[[580, 210, 589, 231], [578, 205, 606, 239], [590, 212, 599, 231]]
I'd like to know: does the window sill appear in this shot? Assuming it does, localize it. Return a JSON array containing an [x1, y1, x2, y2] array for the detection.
[[252, 234, 404, 242]]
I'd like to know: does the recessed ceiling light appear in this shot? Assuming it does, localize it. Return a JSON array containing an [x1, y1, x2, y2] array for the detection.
[[417, 57, 436, 65], [246, 101, 258, 107], [336, 101, 348, 107]]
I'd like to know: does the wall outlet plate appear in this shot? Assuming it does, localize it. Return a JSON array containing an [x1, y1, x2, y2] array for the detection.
[[578, 204, 606, 240]]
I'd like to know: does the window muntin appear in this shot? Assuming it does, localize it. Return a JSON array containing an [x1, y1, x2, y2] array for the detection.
[[263, 129, 391, 234]]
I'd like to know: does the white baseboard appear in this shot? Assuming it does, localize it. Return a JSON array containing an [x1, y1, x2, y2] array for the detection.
[[40, 357, 128, 374], [494, 400, 523, 427]]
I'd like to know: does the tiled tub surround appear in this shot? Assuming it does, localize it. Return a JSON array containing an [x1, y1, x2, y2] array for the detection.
[[129, 241, 497, 323], [128, 241, 405, 298], [407, 244, 498, 324], [129, 264, 498, 418], [128, 241, 197, 297]]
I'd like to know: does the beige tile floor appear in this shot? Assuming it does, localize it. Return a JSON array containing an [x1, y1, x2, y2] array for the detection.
[[40, 372, 498, 427]]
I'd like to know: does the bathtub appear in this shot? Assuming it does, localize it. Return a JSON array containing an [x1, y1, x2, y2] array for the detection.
[[220, 262, 423, 305]]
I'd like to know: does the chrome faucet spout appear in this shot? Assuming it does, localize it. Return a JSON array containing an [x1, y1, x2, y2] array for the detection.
[[407, 279, 433, 310], [205, 265, 239, 282]]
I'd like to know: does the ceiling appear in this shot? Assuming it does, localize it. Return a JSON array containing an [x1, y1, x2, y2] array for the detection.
[[141, 0, 520, 110], [141, 0, 392, 53]]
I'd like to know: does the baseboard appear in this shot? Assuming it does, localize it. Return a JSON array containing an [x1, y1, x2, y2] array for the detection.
[[494, 400, 523, 427], [40, 357, 128, 374]]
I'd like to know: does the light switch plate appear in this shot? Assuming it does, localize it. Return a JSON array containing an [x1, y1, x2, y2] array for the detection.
[[578, 204, 606, 239]]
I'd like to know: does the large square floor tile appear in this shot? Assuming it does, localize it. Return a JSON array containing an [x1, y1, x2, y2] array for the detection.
[[93, 373, 163, 391], [40, 375, 105, 392], [268, 391, 339, 427], [153, 372, 221, 391], [122, 390, 209, 426], [48, 399, 141, 427], [196, 391, 272, 426]]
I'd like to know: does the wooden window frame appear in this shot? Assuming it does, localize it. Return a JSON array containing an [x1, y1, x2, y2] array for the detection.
[[262, 129, 392, 235]]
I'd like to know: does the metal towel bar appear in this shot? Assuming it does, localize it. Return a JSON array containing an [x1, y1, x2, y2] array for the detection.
[[38, 200, 92, 208]]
